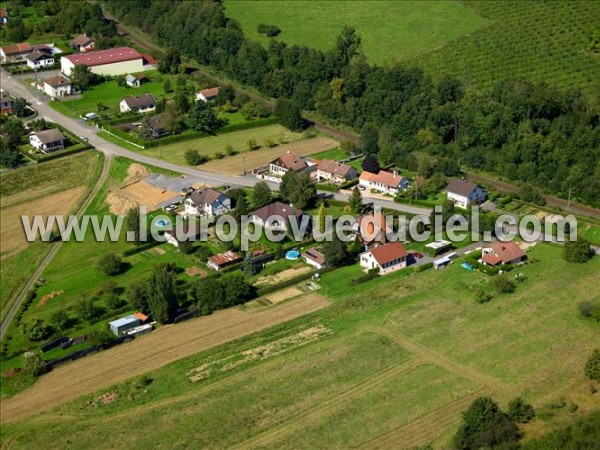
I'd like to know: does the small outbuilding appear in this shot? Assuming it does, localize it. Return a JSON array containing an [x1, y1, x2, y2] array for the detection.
[[109, 315, 140, 336]]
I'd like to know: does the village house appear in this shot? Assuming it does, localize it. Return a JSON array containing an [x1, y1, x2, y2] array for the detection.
[[195, 86, 220, 102], [359, 170, 409, 196], [302, 248, 326, 269], [29, 128, 65, 153], [119, 93, 156, 114], [0, 91, 13, 115], [38, 75, 72, 98], [315, 159, 357, 184], [249, 201, 304, 231], [269, 152, 307, 177], [125, 73, 148, 87], [353, 210, 392, 249], [0, 42, 32, 62], [61, 46, 155, 77], [25, 50, 54, 69], [359, 241, 408, 275], [482, 241, 526, 266], [208, 250, 242, 271], [184, 187, 231, 217], [446, 179, 486, 209], [69, 34, 95, 52], [147, 116, 166, 138]]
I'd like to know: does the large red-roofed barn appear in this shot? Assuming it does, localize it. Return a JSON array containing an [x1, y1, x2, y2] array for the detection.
[[60, 46, 155, 76]]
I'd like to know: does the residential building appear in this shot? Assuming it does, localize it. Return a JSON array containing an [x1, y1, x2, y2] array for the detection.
[[360, 241, 408, 275], [69, 34, 95, 52], [207, 251, 242, 271], [147, 116, 166, 138], [269, 152, 307, 177], [302, 248, 326, 269], [184, 187, 231, 217], [353, 211, 391, 248], [0, 91, 13, 115], [60, 46, 155, 76], [29, 128, 65, 153], [359, 170, 409, 196], [482, 241, 526, 266], [249, 201, 304, 231], [0, 42, 32, 62], [446, 179, 486, 209], [119, 93, 156, 114], [25, 50, 54, 69], [195, 86, 220, 102], [125, 73, 148, 87], [38, 75, 72, 98], [315, 159, 357, 184]]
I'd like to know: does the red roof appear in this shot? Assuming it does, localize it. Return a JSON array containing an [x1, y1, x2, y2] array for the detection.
[[359, 170, 404, 188], [369, 242, 408, 266], [1, 42, 32, 56], [272, 152, 307, 171], [482, 253, 503, 266], [64, 47, 142, 67], [142, 53, 156, 65], [208, 251, 242, 267], [488, 241, 525, 263], [134, 312, 149, 322], [198, 86, 220, 99], [316, 159, 354, 177], [0, 9, 7, 19]]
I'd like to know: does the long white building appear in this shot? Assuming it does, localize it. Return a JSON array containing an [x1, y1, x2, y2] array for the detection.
[[60, 46, 155, 77]]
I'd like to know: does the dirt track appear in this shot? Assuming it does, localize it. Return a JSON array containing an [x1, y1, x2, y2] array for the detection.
[[1, 294, 328, 424]]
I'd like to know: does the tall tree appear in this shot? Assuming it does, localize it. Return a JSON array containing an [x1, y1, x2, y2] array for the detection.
[[187, 101, 225, 133], [274, 99, 305, 131], [322, 234, 349, 267], [317, 202, 326, 233], [334, 26, 362, 66], [280, 171, 316, 209], [71, 64, 94, 91], [349, 186, 363, 214], [146, 263, 179, 324], [158, 48, 182, 74], [252, 181, 272, 208]]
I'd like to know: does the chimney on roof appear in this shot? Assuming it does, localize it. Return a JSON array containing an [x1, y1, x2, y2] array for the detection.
[[393, 170, 397, 177]]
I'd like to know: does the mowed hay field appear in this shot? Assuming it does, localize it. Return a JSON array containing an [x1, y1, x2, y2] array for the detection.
[[225, 1, 489, 65], [199, 136, 338, 175], [2, 244, 599, 448], [0, 152, 102, 321]]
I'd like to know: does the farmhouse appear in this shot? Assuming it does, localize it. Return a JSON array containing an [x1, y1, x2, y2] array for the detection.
[[0, 42, 32, 62], [208, 250, 242, 271], [249, 201, 304, 231], [482, 241, 526, 266], [69, 34, 95, 52], [29, 128, 65, 153], [315, 159, 357, 184], [360, 241, 408, 275], [38, 75, 72, 98], [302, 248, 326, 269], [195, 86, 220, 102], [184, 187, 231, 217], [25, 50, 54, 69], [60, 46, 155, 76], [269, 152, 307, 177], [0, 91, 13, 115], [446, 179, 486, 209], [164, 222, 203, 248], [125, 73, 148, 87], [359, 170, 408, 195], [119, 93, 156, 114]]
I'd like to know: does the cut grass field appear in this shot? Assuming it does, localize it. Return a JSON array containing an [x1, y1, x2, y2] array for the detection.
[[224, 0, 489, 65], [2, 244, 598, 447]]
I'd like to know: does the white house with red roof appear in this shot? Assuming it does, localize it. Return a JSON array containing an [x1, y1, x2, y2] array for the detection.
[[60, 46, 155, 76], [195, 86, 220, 102], [315, 159, 357, 184], [269, 152, 307, 177], [359, 170, 408, 196], [482, 241, 526, 266], [359, 241, 408, 275]]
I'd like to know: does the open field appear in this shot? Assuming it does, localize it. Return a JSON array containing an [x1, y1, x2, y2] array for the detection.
[[0, 293, 329, 423], [2, 244, 598, 447], [225, 1, 488, 65], [198, 136, 338, 175], [414, 1, 600, 94]]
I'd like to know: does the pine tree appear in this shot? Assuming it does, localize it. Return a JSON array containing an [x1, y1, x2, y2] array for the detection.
[[146, 264, 179, 324], [349, 187, 363, 214], [317, 202, 326, 233]]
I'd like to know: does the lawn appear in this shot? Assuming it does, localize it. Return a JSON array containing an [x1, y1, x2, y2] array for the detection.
[[224, 0, 489, 66], [2, 243, 598, 447]]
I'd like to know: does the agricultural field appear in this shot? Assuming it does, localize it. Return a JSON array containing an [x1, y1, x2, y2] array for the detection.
[[414, 1, 600, 94], [2, 244, 598, 448], [0, 152, 102, 322], [224, 0, 489, 65]]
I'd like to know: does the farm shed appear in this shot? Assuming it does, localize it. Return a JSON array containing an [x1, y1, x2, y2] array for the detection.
[[109, 315, 140, 336]]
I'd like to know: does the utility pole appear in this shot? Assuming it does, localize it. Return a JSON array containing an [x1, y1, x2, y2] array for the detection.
[[243, 156, 246, 175]]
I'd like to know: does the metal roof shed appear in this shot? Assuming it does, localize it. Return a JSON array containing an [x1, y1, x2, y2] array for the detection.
[[109, 315, 140, 336]]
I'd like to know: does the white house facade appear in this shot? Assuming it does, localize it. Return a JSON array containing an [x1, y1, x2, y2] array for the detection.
[[446, 179, 486, 209], [184, 188, 231, 217], [359, 170, 409, 196], [359, 241, 408, 275], [29, 129, 65, 153]]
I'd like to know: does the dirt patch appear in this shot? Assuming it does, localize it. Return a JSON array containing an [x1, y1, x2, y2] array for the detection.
[[153, 247, 166, 255], [95, 391, 119, 406], [255, 266, 312, 286], [186, 266, 206, 278], [2, 368, 23, 379], [265, 286, 304, 304], [124, 163, 150, 186], [106, 180, 177, 215], [1, 294, 329, 423], [38, 290, 64, 308], [199, 136, 338, 175], [0, 186, 87, 259]]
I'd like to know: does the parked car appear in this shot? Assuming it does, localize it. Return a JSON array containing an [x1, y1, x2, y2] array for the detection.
[[79, 135, 89, 142], [412, 251, 424, 259], [82, 112, 99, 121]]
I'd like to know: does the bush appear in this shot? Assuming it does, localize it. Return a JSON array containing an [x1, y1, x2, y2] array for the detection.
[[178, 240, 195, 254], [50, 310, 70, 330], [585, 349, 600, 381], [105, 292, 124, 310], [21, 319, 53, 342], [474, 288, 493, 304], [578, 301, 595, 318], [96, 253, 122, 276], [493, 275, 516, 294], [184, 149, 208, 166], [508, 397, 536, 423], [564, 239, 593, 263], [23, 353, 48, 377], [75, 296, 100, 321], [257, 23, 281, 37], [88, 329, 114, 349]]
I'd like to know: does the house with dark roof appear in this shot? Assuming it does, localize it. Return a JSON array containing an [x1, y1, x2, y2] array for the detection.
[[125, 73, 148, 87], [195, 86, 220, 102], [359, 170, 408, 195], [38, 74, 72, 98], [119, 93, 156, 114], [302, 248, 326, 269], [446, 179, 486, 209], [25, 49, 54, 69], [482, 241, 526, 266], [184, 187, 231, 217], [29, 128, 65, 153], [249, 201, 304, 231], [269, 152, 307, 177], [315, 159, 357, 184], [69, 35, 95, 52], [359, 241, 408, 275]]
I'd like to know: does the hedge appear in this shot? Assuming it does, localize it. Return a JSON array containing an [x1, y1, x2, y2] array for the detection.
[[339, 178, 359, 190], [122, 240, 161, 257], [315, 183, 338, 192], [394, 197, 438, 208]]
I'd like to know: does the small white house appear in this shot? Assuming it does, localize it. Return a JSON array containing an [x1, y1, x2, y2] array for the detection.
[[29, 128, 65, 153], [39, 75, 71, 98], [119, 93, 156, 114], [359, 241, 408, 275], [125, 73, 148, 87], [184, 188, 231, 217], [359, 170, 409, 196], [26, 50, 54, 69], [302, 249, 326, 269], [195, 86, 220, 102], [446, 179, 486, 209], [69, 35, 95, 52]]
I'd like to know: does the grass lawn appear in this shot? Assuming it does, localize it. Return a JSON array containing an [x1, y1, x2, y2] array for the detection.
[[3, 243, 598, 447], [224, 1, 489, 66]]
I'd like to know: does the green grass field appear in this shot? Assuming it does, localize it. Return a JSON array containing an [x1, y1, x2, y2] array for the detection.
[[414, 1, 600, 94], [224, 0, 489, 65], [3, 243, 598, 447]]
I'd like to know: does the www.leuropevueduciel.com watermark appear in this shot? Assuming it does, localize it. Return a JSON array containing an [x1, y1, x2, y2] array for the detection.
[[20, 205, 578, 251]]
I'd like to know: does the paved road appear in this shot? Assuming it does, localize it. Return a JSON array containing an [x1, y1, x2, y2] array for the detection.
[[1, 69, 430, 216]]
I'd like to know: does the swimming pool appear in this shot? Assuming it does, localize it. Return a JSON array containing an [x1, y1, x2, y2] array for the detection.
[[286, 250, 300, 260], [156, 219, 168, 227]]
